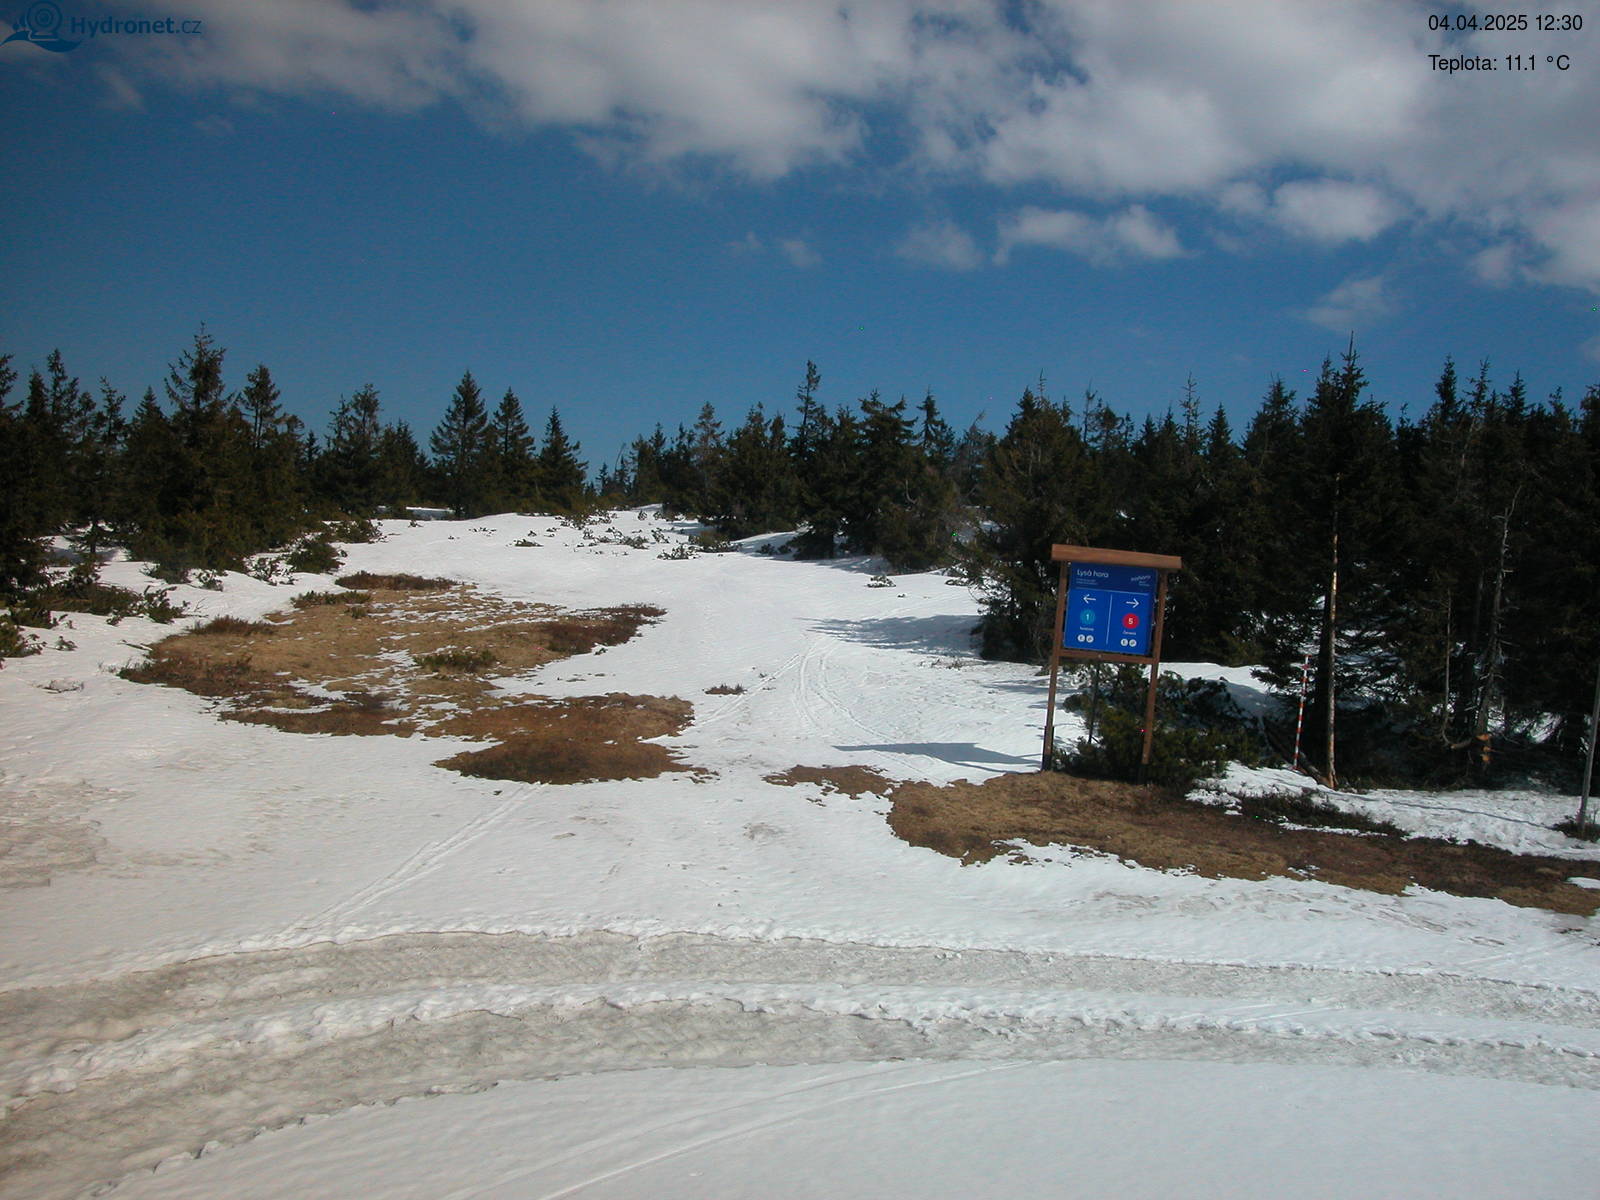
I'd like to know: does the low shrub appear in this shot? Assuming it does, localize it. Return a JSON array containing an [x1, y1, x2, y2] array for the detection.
[[414, 646, 499, 673], [285, 536, 344, 575], [336, 572, 451, 591], [328, 517, 382, 544], [291, 589, 372, 608], [1233, 787, 1404, 836], [141, 586, 189, 624], [0, 616, 42, 659], [122, 651, 256, 696], [1061, 669, 1266, 788], [1555, 817, 1600, 843], [192, 616, 277, 636]]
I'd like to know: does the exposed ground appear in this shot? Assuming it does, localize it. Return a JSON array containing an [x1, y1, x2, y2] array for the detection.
[[122, 580, 1600, 913], [121, 576, 692, 785], [772, 765, 1600, 915]]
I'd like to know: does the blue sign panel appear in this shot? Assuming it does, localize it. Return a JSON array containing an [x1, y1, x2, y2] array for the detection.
[[1063, 562, 1159, 657]]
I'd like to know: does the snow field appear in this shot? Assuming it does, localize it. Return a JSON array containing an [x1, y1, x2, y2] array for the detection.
[[4, 509, 1599, 1197]]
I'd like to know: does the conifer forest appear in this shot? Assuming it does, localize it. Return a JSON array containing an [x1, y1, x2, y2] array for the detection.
[[4, 331, 1598, 787]]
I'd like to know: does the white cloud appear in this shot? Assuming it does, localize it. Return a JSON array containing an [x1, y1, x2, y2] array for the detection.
[[778, 237, 821, 268], [895, 220, 983, 270], [1305, 274, 1396, 334], [1524, 200, 1600, 293], [111, 0, 1600, 289], [1471, 243, 1520, 287], [1266, 180, 1402, 244], [996, 204, 1184, 266]]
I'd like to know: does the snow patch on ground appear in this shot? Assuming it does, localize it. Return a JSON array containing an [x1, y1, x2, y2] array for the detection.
[[4, 510, 1599, 1198]]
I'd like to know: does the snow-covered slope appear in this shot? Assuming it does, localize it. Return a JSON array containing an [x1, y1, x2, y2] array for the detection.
[[4, 510, 1598, 1198]]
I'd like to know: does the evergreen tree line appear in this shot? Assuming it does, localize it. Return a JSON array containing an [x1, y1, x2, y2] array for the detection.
[[4, 331, 1599, 782], [593, 351, 1600, 780], [0, 330, 590, 595]]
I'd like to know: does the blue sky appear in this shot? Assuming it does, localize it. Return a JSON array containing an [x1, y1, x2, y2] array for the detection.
[[3, 0, 1598, 473]]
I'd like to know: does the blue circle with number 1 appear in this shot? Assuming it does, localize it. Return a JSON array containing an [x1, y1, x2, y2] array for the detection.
[[1078, 609, 1095, 626]]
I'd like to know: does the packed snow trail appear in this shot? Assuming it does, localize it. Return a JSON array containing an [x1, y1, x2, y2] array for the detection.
[[5, 930, 1600, 1197], [5, 512, 1600, 1197]]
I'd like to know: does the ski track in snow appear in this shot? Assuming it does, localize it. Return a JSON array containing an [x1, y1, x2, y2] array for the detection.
[[6, 513, 1600, 1197], [282, 791, 529, 936], [4, 930, 1600, 1197]]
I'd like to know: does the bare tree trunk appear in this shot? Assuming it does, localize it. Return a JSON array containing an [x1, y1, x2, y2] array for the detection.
[[1320, 524, 1339, 789], [1439, 589, 1453, 743], [1473, 493, 1518, 777]]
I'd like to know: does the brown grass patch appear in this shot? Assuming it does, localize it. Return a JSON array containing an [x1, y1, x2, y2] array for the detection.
[[436, 694, 693, 784], [121, 651, 259, 698], [765, 765, 895, 798], [121, 585, 688, 783], [415, 646, 500, 674], [435, 693, 692, 785], [536, 606, 665, 655], [434, 694, 692, 742], [881, 770, 1600, 915], [292, 589, 372, 608], [192, 616, 278, 636], [335, 572, 452, 591]]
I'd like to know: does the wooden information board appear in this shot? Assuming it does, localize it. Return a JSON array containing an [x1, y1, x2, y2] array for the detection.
[[1042, 544, 1182, 774]]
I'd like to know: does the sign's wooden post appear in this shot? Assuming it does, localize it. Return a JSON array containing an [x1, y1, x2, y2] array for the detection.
[[1042, 545, 1182, 776], [1041, 562, 1072, 769]]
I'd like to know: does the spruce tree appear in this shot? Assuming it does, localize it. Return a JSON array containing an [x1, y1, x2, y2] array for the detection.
[[324, 384, 384, 513], [376, 421, 429, 513], [791, 405, 861, 558], [535, 407, 587, 513], [714, 406, 797, 536], [159, 329, 254, 567], [430, 370, 490, 517], [1295, 343, 1396, 785], [488, 388, 536, 512], [0, 352, 49, 601], [238, 364, 303, 545], [967, 387, 1108, 661], [118, 388, 179, 563]]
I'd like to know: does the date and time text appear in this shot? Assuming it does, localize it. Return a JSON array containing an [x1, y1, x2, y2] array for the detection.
[[1426, 11, 1583, 73]]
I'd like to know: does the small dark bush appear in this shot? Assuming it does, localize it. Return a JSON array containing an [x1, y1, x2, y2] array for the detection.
[[140, 587, 190, 624], [145, 561, 193, 585], [45, 565, 146, 619], [1061, 669, 1266, 788], [286, 537, 344, 574], [1234, 787, 1404, 836], [122, 652, 255, 695], [328, 517, 382, 543], [0, 617, 42, 659], [193, 616, 276, 636], [414, 646, 499, 673], [1555, 817, 1600, 843], [336, 572, 451, 591], [706, 683, 747, 695]]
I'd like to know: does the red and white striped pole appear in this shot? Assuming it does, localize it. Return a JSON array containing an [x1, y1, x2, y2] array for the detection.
[[1292, 655, 1311, 774]]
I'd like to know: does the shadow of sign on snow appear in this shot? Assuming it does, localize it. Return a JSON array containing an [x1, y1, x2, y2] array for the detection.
[[836, 742, 1037, 772]]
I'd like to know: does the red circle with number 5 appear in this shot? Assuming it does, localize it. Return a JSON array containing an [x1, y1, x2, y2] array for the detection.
[[1122, 613, 1140, 629]]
